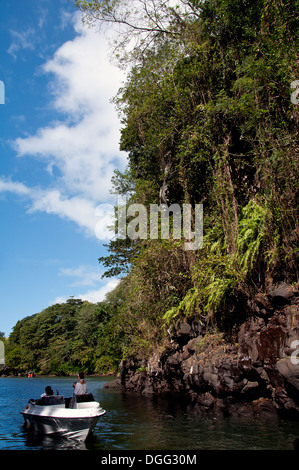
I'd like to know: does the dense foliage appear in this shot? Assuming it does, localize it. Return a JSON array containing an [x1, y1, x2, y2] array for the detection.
[[4, 298, 122, 375], [94, 0, 298, 355], [5, 0, 298, 374]]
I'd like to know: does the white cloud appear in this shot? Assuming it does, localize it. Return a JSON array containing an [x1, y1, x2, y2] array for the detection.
[[0, 178, 30, 196], [27, 188, 104, 238], [54, 278, 120, 305], [9, 13, 127, 237], [8, 28, 36, 58], [59, 264, 102, 287], [0, 179, 115, 239], [15, 116, 122, 201], [59, 10, 74, 31], [14, 14, 127, 201]]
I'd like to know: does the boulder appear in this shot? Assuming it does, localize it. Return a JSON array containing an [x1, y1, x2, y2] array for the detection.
[[267, 282, 297, 307]]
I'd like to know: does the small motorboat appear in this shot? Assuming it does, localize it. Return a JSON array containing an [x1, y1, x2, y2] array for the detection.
[[21, 393, 106, 440]]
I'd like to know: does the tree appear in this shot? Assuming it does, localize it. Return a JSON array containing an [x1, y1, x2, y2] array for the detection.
[[75, 0, 201, 65]]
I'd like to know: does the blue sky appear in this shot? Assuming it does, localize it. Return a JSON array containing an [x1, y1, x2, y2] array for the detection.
[[0, 0, 127, 335]]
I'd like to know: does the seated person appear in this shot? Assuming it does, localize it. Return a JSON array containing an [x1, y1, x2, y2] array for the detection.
[[40, 385, 54, 398]]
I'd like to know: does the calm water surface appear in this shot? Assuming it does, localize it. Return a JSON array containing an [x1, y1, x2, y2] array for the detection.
[[0, 376, 298, 450]]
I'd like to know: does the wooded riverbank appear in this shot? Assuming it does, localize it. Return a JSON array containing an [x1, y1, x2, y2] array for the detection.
[[1, 0, 298, 424]]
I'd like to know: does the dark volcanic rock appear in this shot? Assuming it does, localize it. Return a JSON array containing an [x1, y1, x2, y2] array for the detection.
[[105, 283, 299, 420], [267, 282, 297, 307]]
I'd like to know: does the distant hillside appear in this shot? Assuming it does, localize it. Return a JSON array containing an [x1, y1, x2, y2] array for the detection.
[[4, 298, 121, 375]]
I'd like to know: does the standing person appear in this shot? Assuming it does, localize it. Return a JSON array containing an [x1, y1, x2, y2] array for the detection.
[[73, 372, 87, 395]]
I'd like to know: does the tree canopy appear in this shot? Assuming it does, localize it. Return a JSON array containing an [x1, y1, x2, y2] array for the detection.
[[5, 298, 122, 375]]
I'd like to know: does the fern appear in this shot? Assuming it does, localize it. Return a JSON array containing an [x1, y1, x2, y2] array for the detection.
[[237, 200, 268, 271], [163, 288, 201, 324], [163, 200, 269, 324]]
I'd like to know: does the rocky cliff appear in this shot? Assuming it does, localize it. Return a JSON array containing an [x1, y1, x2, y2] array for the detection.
[[105, 282, 299, 420]]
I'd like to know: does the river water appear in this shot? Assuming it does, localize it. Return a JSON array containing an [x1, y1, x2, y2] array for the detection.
[[0, 376, 298, 451]]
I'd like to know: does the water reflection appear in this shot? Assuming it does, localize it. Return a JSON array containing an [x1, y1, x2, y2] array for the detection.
[[22, 418, 106, 450], [91, 391, 187, 450], [23, 429, 87, 450], [90, 389, 299, 450]]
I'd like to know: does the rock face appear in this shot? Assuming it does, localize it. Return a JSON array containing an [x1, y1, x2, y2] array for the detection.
[[105, 282, 299, 419]]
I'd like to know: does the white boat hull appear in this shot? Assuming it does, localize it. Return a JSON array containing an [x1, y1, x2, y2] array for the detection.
[[21, 397, 106, 440]]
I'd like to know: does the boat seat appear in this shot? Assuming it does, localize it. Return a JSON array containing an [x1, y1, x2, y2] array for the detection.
[[75, 393, 95, 403], [36, 395, 65, 406]]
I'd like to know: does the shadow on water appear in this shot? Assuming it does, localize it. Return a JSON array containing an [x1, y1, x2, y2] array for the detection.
[[89, 388, 299, 451]]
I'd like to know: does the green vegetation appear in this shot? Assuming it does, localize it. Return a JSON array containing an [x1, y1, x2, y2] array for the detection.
[[5, 298, 122, 375], [4, 0, 298, 375]]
